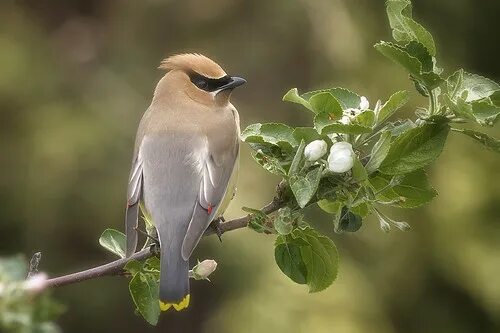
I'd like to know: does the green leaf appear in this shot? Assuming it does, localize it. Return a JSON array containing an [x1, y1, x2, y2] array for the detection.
[[393, 170, 438, 206], [413, 78, 429, 97], [308, 92, 343, 117], [297, 227, 339, 292], [350, 202, 370, 219], [321, 123, 373, 135], [353, 111, 376, 128], [389, 119, 416, 136], [366, 132, 392, 174], [242, 123, 298, 151], [240, 123, 260, 138], [302, 87, 361, 109], [314, 112, 372, 135], [375, 41, 420, 75], [352, 157, 368, 182], [316, 176, 344, 201], [99, 229, 127, 258], [374, 41, 442, 89], [453, 129, 500, 153], [443, 94, 475, 121], [444, 91, 500, 126], [336, 207, 363, 233], [370, 170, 437, 208], [471, 99, 500, 126], [377, 90, 410, 124], [386, 0, 436, 55], [290, 166, 324, 208], [252, 150, 287, 176], [404, 41, 433, 71], [379, 122, 449, 175], [446, 69, 500, 102], [243, 207, 273, 234], [292, 127, 323, 143], [289, 140, 306, 176], [283, 88, 314, 111], [490, 90, 500, 106], [273, 207, 294, 235], [275, 227, 339, 292], [129, 273, 160, 326], [143, 257, 161, 273], [317, 199, 342, 214], [124, 260, 144, 276], [275, 236, 307, 285]]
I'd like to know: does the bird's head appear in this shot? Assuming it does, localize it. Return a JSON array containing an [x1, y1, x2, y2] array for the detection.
[[156, 53, 246, 106]]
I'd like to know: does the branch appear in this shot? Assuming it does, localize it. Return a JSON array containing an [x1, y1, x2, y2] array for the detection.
[[45, 184, 286, 288]]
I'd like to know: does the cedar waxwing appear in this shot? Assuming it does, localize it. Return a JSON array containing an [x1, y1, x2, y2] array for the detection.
[[124, 54, 245, 311]]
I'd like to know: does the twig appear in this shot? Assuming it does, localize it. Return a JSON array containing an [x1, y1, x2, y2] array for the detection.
[[45, 183, 286, 288], [46, 247, 153, 287]]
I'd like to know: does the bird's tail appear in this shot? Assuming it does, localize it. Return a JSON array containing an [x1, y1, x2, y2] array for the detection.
[[158, 241, 190, 312]]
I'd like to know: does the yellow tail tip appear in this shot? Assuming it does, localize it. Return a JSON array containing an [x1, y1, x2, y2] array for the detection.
[[159, 294, 190, 312]]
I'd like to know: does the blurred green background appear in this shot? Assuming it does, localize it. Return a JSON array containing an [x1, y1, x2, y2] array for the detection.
[[1, 0, 499, 332]]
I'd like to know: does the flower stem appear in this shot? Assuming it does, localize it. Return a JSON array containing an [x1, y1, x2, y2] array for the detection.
[[428, 88, 437, 115]]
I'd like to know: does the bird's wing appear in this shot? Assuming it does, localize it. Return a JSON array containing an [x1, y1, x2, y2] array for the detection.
[[125, 155, 143, 257], [181, 144, 239, 260]]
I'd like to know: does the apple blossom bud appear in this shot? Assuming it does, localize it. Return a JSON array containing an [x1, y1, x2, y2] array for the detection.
[[359, 96, 370, 111], [379, 219, 391, 233], [327, 142, 355, 173], [394, 221, 411, 231], [339, 115, 351, 125], [304, 140, 328, 161], [190, 259, 217, 280], [23, 273, 48, 295]]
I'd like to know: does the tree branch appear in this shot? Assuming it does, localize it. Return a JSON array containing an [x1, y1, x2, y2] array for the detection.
[[45, 184, 286, 288]]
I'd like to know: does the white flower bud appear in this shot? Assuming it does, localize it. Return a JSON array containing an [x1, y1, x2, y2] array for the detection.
[[344, 108, 361, 117], [359, 96, 370, 111], [327, 142, 355, 173], [23, 273, 48, 295], [304, 140, 327, 161], [339, 115, 351, 125], [191, 259, 217, 280]]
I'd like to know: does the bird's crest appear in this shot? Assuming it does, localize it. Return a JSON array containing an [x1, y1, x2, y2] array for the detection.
[[159, 53, 226, 79]]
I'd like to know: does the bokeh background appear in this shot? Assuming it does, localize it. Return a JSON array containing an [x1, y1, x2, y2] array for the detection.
[[1, 0, 499, 332]]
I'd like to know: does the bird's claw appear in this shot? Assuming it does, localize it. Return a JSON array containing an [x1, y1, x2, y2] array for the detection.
[[211, 216, 225, 242]]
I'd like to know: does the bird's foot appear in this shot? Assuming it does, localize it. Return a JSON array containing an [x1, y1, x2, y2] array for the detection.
[[210, 216, 225, 242]]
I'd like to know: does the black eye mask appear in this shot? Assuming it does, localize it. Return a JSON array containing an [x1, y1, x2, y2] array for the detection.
[[188, 72, 232, 92]]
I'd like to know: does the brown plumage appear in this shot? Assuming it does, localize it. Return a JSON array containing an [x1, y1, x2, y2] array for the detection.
[[159, 53, 226, 78], [125, 53, 245, 311]]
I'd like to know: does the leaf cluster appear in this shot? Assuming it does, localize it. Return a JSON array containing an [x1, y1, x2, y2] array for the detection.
[[240, 0, 499, 292]]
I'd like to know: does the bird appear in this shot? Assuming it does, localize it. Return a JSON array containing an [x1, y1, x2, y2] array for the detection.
[[124, 53, 245, 311]]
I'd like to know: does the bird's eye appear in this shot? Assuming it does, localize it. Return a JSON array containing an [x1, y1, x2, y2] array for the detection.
[[194, 78, 208, 89], [189, 72, 230, 92]]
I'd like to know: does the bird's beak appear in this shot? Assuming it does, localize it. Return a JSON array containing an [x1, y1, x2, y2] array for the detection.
[[218, 76, 246, 91]]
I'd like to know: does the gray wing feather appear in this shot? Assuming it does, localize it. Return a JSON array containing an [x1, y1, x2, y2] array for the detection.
[[125, 157, 143, 257], [181, 151, 238, 260]]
